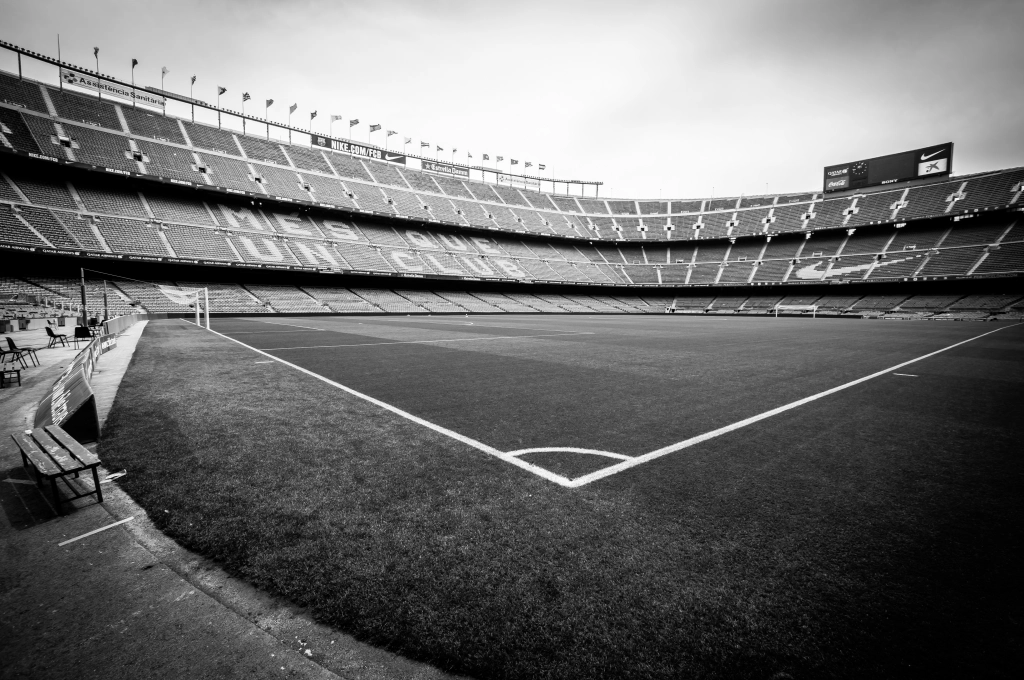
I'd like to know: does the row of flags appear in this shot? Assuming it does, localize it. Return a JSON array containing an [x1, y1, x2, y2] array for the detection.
[[96, 51, 545, 171]]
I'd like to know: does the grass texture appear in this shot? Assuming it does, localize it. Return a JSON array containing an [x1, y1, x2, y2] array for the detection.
[[99, 316, 1024, 679]]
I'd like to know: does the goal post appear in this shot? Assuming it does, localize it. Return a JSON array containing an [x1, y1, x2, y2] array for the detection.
[[158, 285, 210, 328], [76, 270, 211, 329], [774, 304, 819, 318]]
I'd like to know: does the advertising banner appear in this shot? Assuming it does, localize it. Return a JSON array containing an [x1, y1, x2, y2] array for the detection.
[[823, 142, 953, 193], [34, 335, 102, 442], [497, 173, 541, 189], [421, 160, 470, 179], [60, 68, 166, 108], [310, 134, 406, 164], [144, 86, 207, 107]]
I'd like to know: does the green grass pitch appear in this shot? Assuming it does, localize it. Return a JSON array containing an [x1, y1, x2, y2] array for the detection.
[[99, 315, 1024, 679]]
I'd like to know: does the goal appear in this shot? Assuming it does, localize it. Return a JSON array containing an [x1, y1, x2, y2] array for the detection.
[[157, 285, 210, 328], [773, 304, 819, 318]]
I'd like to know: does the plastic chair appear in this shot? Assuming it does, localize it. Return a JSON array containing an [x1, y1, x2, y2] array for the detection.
[[45, 326, 69, 348], [7, 336, 40, 367]]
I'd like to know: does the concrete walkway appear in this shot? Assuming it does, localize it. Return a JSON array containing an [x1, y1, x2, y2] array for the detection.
[[1, 321, 458, 680]]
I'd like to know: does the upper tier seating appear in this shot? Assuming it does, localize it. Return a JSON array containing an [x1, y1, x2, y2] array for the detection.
[[49, 90, 122, 130], [61, 123, 138, 172], [285, 146, 334, 174], [0, 107, 42, 154], [121, 107, 186, 144], [237, 135, 289, 165], [180, 121, 240, 155], [2, 83, 1020, 248], [136, 139, 207, 183], [0, 72, 48, 113]]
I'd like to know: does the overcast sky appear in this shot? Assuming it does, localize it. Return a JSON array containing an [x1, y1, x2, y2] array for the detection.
[[2, 0, 1022, 199]]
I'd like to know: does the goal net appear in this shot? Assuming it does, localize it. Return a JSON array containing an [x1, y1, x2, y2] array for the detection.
[[773, 304, 819, 318], [157, 285, 211, 328], [74, 271, 211, 329]]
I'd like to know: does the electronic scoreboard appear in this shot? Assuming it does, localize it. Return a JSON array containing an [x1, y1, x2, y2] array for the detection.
[[823, 142, 953, 193]]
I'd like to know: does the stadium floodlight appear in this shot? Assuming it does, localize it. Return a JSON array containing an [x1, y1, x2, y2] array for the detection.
[[93, 46, 100, 100], [130, 58, 138, 108]]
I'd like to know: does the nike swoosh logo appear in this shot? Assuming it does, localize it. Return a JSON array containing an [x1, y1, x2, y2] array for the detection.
[[385, 154, 401, 160], [920, 150, 944, 160]]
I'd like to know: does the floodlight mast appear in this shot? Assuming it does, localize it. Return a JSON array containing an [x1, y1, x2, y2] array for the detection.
[[79, 267, 88, 327]]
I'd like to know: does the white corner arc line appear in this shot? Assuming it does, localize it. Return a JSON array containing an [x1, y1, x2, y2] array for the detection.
[[58, 517, 135, 546], [259, 331, 593, 351], [204, 327, 575, 487], [505, 447, 632, 461], [564, 323, 1021, 488]]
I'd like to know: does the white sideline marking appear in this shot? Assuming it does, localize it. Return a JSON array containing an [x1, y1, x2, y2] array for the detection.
[[254, 360, 274, 364], [58, 517, 134, 546], [348, 316, 595, 334], [4, 478, 35, 486], [204, 328, 576, 487], [228, 330, 328, 334], [893, 373, 918, 377], [565, 323, 1021, 487], [250, 320, 331, 331], [198, 320, 1019, 488], [260, 332, 593, 351]]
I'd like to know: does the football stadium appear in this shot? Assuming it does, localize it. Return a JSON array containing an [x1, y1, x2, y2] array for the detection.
[[2, 2, 1023, 678]]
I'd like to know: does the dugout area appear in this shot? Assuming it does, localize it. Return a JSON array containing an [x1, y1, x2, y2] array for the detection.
[[92, 314, 1024, 679]]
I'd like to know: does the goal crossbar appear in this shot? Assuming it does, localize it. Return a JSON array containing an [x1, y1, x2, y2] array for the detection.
[[773, 304, 819, 318]]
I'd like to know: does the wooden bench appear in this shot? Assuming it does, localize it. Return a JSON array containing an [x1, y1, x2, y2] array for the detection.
[[11, 425, 103, 515]]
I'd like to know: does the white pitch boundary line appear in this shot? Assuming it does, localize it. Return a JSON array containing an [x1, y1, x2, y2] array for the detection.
[[260, 331, 593, 351], [564, 322, 1022, 487], [227, 329, 330, 334], [58, 517, 134, 546], [893, 373, 918, 377], [196, 319, 1019, 488], [204, 327, 576, 487], [257, 315, 596, 335]]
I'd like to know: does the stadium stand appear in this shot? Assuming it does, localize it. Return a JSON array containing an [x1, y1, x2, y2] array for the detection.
[[0, 107, 42, 154], [351, 288, 424, 313], [135, 139, 207, 183], [17, 205, 81, 249], [364, 160, 410, 188], [180, 121, 241, 155], [0, 71, 48, 113], [1, 70, 1023, 316], [430, 174, 474, 200], [285, 145, 334, 174], [121, 107, 187, 144], [245, 284, 326, 313], [302, 286, 380, 313], [75, 182, 148, 217], [49, 89, 123, 130], [236, 135, 289, 165]]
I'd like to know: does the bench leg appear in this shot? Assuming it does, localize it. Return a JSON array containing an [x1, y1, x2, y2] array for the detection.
[[50, 477, 64, 516], [92, 467, 103, 503], [23, 454, 43, 488]]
